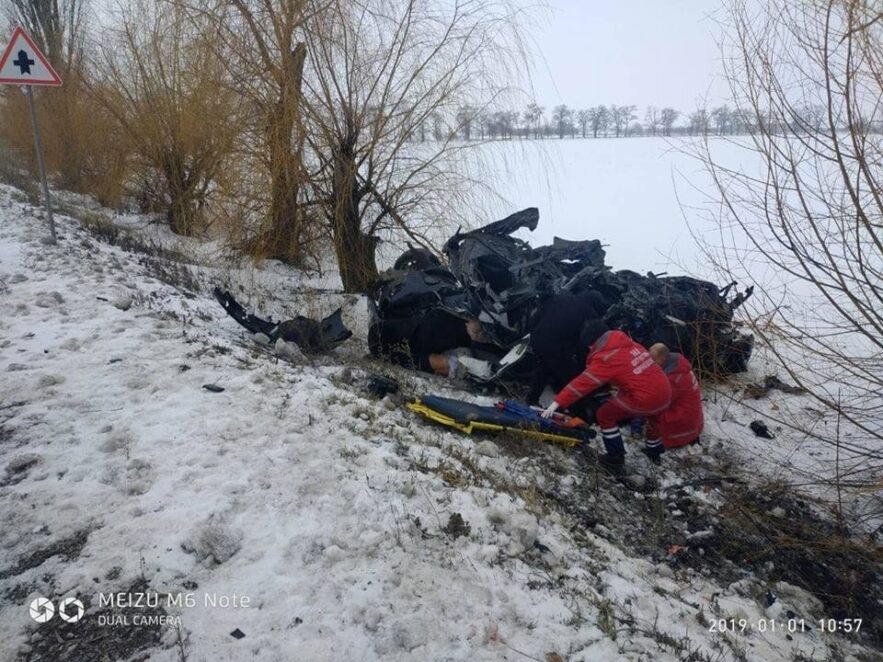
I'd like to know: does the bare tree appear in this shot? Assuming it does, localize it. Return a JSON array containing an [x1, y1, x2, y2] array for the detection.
[[645, 106, 660, 136], [93, 0, 242, 236], [524, 102, 544, 139], [300, 0, 531, 292], [660, 107, 679, 136], [551, 104, 572, 139], [432, 111, 446, 141], [576, 108, 590, 138], [589, 104, 609, 138], [696, 0, 883, 526], [611, 104, 636, 137], [499, 110, 517, 139], [622, 104, 637, 136], [611, 105, 624, 137], [730, 107, 752, 134], [710, 104, 731, 135], [688, 107, 709, 136], [456, 104, 477, 141]]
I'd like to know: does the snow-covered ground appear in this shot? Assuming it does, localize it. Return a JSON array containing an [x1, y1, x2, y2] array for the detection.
[[476, 137, 737, 277], [1, 183, 881, 662]]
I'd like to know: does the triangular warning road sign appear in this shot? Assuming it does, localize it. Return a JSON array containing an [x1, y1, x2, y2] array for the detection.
[[0, 27, 62, 86]]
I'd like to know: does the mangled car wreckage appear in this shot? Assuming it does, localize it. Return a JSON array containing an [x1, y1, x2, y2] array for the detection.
[[216, 208, 753, 393], [368, 208, 753, 384]]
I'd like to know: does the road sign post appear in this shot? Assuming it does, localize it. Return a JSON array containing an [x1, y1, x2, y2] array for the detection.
[[0, 27, 64, 243], [24, 84, 56, 241]]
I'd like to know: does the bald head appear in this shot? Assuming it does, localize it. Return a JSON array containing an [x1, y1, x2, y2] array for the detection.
[[649, 343, 670, 366]]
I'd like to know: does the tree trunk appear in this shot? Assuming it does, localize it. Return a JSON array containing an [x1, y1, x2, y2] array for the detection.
[[253, 44, 308, 265], [331, 141, 379, 292], [164, 152, 199, 237], [337, 221, 379, 292]]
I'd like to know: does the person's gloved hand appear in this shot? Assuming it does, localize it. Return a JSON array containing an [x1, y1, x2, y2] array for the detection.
[[541, 401, 560, 419]]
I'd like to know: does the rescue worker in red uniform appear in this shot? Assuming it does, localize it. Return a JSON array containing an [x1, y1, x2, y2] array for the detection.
[[643, 343, 704, 462], [541, 328, 671, 473]]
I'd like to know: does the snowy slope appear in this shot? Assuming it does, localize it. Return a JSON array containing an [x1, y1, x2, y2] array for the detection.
[[1, 184, 880, 662]]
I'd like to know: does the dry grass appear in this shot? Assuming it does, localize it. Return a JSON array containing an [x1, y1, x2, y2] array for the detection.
[[0, 77, 130, 208], [89, 1, 243, 237]]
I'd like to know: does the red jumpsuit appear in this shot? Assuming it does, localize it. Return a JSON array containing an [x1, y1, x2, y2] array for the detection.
[[555, 330, 672, 430], [649, 352, 704, 448]]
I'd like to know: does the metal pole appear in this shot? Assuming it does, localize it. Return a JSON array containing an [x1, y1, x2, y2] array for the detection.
[[25, 85, 56, 243]]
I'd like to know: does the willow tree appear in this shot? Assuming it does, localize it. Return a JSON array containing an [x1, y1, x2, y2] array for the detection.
[[93, 0, 242, 235], [296, 0, 531, 292], [183, 0, 314, 263]]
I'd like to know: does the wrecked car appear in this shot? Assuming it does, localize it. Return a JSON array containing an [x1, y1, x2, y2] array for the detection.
[[368, 208, 753, 382]]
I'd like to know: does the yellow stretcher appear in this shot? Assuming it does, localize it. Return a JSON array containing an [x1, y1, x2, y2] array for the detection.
[[407, 396, 592, 448]]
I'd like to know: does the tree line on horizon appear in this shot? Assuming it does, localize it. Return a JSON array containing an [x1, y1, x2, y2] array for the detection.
[[414, 102, 840, 141]]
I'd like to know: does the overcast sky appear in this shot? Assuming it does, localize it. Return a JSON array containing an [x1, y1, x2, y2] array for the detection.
[[527, 0, 730, 113]]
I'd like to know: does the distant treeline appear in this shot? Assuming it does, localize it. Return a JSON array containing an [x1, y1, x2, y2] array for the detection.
[[412, 103, 843, 141]]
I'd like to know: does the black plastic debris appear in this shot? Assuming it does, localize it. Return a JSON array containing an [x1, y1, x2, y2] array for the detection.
[[750, 420, 775, 439], [213, 288, 352, 353], [230, 628, 246, 640], [203, 384, 225, 393], [366, 375, 399, 398]]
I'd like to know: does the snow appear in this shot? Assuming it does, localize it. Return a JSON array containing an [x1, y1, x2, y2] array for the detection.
[[1, 179, 880, 662], [476, 138, 724, 275]]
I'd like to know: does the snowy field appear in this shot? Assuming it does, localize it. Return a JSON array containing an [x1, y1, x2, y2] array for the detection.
[[1, 145, 881, 662], [462, 137, 737, 278], [374, 137, 727, 278]]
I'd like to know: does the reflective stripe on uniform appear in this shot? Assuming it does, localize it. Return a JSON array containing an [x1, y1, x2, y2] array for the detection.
[[667, 428, 701, 440], [580, 370, 603, 386], [610, 396, 670, 416], [565, 383, 584, 398]]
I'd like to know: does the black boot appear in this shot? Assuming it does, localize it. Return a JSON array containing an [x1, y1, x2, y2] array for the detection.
[[642, 439, 664, 465], [598, 427, 627, 476], [641, 446, 662, 465]]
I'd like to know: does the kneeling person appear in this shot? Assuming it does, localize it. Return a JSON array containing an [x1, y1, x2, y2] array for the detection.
[[542, 328, 671, 473], [643, 343, 704, 462]]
